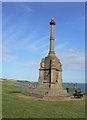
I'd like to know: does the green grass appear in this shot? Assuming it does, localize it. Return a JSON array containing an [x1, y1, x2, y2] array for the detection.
[[2, 80, 86, 118]]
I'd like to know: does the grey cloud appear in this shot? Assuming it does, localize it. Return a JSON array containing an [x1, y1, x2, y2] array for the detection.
[[58, 49, 85, 71]]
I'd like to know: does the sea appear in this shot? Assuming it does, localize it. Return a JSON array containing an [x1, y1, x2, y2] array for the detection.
[[62, 83, 87, 92], [14, 82, 87, 92]]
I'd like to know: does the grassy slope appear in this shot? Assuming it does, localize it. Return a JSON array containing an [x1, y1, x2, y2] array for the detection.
[[2, 80, 86, 118], [0, 81, 2, 119]]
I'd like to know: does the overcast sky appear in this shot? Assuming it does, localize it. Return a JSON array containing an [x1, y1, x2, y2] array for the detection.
[[1, 2, 85, 83]]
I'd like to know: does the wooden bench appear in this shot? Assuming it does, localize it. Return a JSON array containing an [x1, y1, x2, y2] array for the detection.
[[73, 92, 85, 98]]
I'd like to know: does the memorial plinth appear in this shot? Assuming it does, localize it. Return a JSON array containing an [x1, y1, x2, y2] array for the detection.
[[34, 18, 69, 99]]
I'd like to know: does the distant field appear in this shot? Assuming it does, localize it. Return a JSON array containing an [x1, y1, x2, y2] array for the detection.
[[2, 80, 86, 118]]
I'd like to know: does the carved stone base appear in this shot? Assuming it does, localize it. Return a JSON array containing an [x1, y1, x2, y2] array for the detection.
[[33, 82, 69, 99], [45, 88, 69, 97]]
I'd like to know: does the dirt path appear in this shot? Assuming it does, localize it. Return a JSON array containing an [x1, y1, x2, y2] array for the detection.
[[14, 92, 86, 101], [14, 93, 43, 101]]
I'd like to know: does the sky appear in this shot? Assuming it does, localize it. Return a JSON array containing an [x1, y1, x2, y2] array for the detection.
[[2, 0, 86, 2], [1, 2, 85, 83]]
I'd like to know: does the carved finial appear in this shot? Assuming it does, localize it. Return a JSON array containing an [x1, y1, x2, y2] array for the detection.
[[52, 18, 54, 20], [50, 18, 56, 25]]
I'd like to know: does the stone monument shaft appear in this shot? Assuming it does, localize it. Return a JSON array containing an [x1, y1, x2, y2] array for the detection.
[[36, 18, 69, 99], [49, 18, 55, 54]]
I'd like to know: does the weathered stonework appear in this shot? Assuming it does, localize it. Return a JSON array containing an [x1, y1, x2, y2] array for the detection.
[[34, 18, 69, 99]]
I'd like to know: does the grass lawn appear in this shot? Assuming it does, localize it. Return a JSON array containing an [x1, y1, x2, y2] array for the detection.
[[2, 80, 86, 118]]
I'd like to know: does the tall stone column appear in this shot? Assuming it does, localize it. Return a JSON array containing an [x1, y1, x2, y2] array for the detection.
[[49, 18, 56, 54]]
